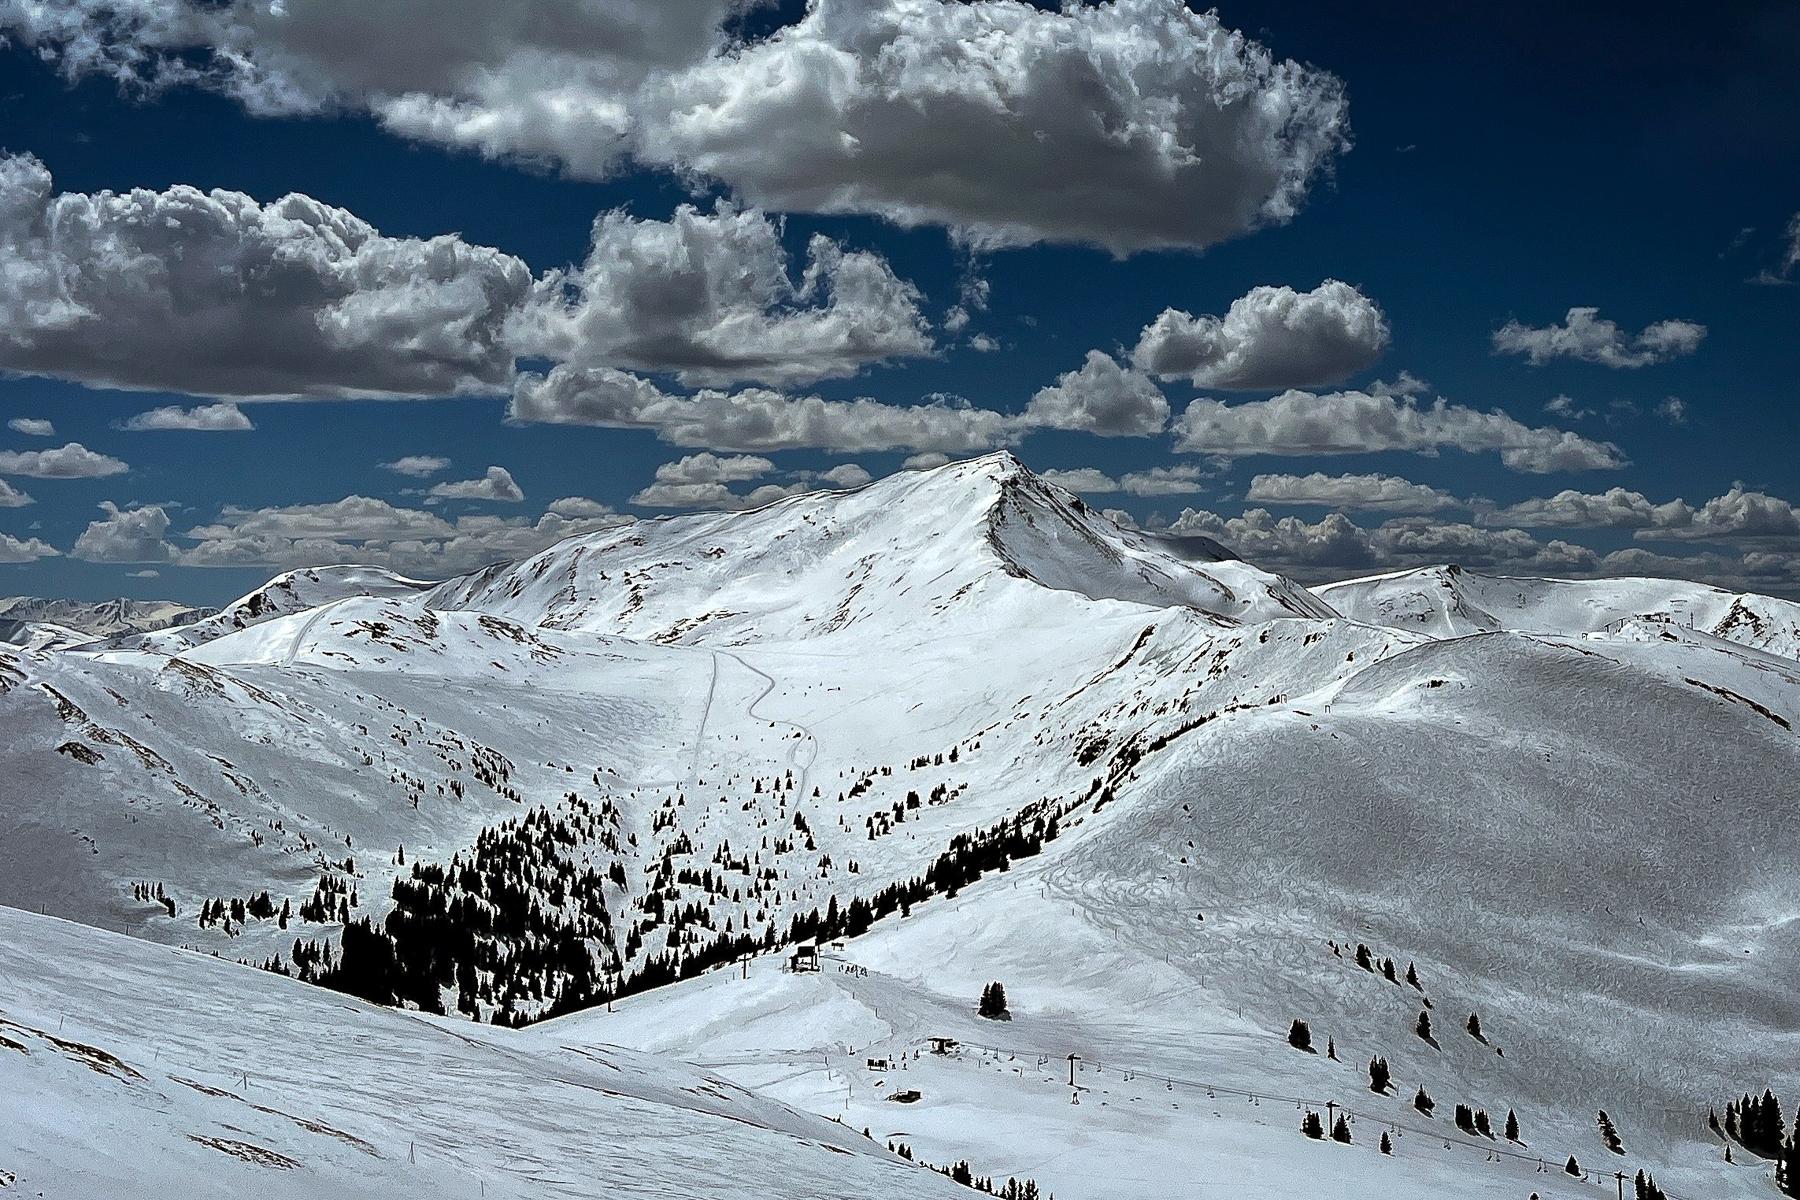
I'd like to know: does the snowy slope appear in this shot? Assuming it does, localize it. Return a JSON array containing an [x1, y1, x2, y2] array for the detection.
[[3, 453, 1797, 1199], [0, 905, 969, 1200], [1319, 564, 1800, 660], [121, 564, 432, 653]]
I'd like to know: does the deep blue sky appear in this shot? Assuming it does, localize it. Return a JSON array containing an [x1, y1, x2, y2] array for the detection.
[[1, 1, 1795, 605]]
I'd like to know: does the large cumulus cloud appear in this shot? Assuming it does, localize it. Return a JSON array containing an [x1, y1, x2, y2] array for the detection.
[[4, 0, 1351, 255], [1133, 281, 1389, 390], [0, 153, 534, 398]]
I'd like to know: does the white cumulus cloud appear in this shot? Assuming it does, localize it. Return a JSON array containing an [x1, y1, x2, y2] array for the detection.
[[1492, 306, 1706, 369], [1133, 281, 1389, 390]]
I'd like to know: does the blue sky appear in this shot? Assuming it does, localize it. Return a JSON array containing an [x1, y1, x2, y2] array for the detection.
[[0, 0, 1795, 605]]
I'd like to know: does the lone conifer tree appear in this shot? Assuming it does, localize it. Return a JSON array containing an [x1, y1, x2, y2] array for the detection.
[[1368, 1056, 1391, 1094], [1302, 1111, 1325, 1139], [1414, 1087, 1435, 1117], [1598, 1110, 1624, 1154], [1289, 1019, 1315, 1053], [1505, 1108, 1521, 1143], [978, 981, 1010, 1020], [1405, 961, 1422, 990], [1566, 1155, 1582, 1177], [1331, 1115, 1352, 1144], [1466, 1012, 1484, 1041], [1416, 1010, 1434, 1044], [1380, 1131, 1392, 1155]]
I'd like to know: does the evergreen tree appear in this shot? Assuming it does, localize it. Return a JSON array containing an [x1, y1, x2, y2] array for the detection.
[[1356, 943, 1374, 971], [1379, 1131, 1392, 1155], [1413, 1087, 1435, 1117], [1598, 1110, 1624, 1155], [978, 981, 1010, 1019], [1368, 1056, 1391, 1094], [1302, 1111, 1325, 1139], [1289, 1019, 1315, 1053], [1326, 1037, 1337, 1060], [1416, 1010, 1434, 1043], [1331, 1115, 1352, 1144], [1405, 961, 1422, 990], [1781, 1112, 1800, 1198], [1466, 1012, 1484, 1041], [1566, 1155, 1581, 1177], [1505, 1108, 1521, 1143], [1474, 1109, 1493, 1138]]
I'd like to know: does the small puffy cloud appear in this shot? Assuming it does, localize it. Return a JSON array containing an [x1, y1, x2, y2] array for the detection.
[[71, 502, 178, 562], [816, 463, 872, 489], [0, 441, 129, 478], [0, 531, 59, 562], [118, 402, 254, 431], [1040, 463, 1210, 497], [0, 153, 533, 398], [1039, 468, 1124, 494], [1172, 389, 1625, 473], [1132, 281, 1389, 390], [1245, 471, 1458, 512], [126, 568, 161, 578], [511, 366, 1013, 454], [629, 452, 801, 511], [1023, 351, 1169, 437], [7, 417, 54, 436], [1167, 507, 1376, 569], [1492, 306, 1707, 369], [380, 455, 452, 478], [1486, 487, 1692, 530], [180, 496, 628, 575], [1543, 394, 1592, 420], [544, 496, 613, 519], [902, 452, 952, 471], [522, 204, 932, 388], [1750, 214, 1800, 285], [1371, 517, 1597, 573], [1163, 506, 1596, 577], [646, 452, 774, 486], [1645, 485, 1800, 545], [1655, 396, 1688, 425], [0, 479, 33, 507], [1365, 371, 1430, 398], [968, 333, 1000, 354], [427, 466, 524, 503]]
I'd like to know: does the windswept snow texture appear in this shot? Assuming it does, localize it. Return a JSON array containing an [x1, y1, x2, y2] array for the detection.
[[3, 452, 1798, 1199], [0, 907, 966, 1200], [1319, 564, 1800, 660]]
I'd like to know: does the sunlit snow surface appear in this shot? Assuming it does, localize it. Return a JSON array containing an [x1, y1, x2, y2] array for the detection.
[[4, 454, 1797, 1198]]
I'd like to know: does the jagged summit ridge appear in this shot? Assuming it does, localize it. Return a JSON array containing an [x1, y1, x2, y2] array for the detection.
[[421, 451, 1331, 645]]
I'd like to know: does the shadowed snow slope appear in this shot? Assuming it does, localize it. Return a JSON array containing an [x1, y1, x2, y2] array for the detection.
[[3, 453, 1797, 1199], [0, 906, 966, 1200]]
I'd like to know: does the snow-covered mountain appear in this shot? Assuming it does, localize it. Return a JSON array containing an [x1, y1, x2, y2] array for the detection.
[[1319, 564, 1800, 660], [0, 594, 212, 646], [4, 452, 1795, 1200]]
